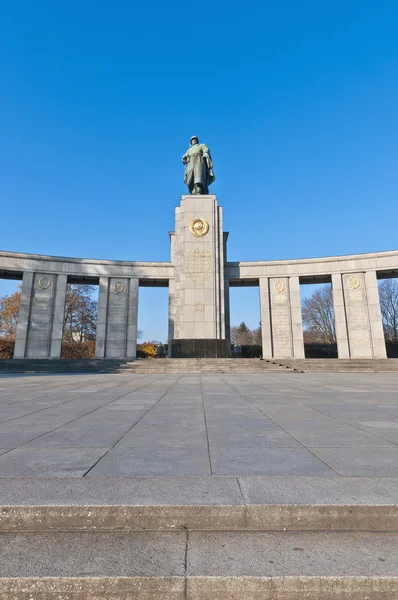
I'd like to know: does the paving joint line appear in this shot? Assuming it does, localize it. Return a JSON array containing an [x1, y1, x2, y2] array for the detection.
[[219, 376, 342, 477], [293, 401, 398, 449], [184, 530, 189, 600], [82, 374, 184, 476], [0, 374, 117, 411], [200, 374, 213, 476], [8, 375, 166, 451], [0, 374, 150, 426]]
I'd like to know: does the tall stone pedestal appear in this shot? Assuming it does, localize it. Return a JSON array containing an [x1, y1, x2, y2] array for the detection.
[[169, 195, 229, 357]]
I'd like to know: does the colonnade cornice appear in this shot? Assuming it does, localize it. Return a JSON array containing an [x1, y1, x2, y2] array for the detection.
[[0, 250, 174, 280], [1, 248, 398, 282], [225, 249, 398, 279]]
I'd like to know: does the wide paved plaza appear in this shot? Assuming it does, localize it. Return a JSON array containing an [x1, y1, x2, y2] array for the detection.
[[0, 372, 398, 477]]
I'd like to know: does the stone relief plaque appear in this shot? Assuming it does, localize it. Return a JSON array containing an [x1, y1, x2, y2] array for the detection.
[[113, 281, 125, 294], [189, 218, 209, 237], [348, 275, 360, 289], [274, 280, 285, 294], [38, 276, 51, 290], [186, 249, 212, 284]]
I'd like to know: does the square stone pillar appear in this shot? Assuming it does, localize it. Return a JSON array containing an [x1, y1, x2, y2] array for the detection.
[[95, 277, 139, 360], [126, 278, 139, 360], [13, 271, 34, 359], [365, 271, 387, 358], [331, 273, 350, 358], [259, 277, 272, 358], [340, 271, 386, 358], [269, 277, 293, 358], [169, 194, 228, 357], [289, 276, 305, 358], [14, 272, 66, 359], [266, 276, 304, 358], [95, 277, 109, 359], [50, 274, 67, 358], [224, 278, 231, 357], [105, 277, 130, 358]]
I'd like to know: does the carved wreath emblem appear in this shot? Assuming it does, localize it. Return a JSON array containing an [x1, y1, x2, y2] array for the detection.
[[113, 281, 125, 294], [348, 275, 360, 289], [189, 218, 209, 237], [274, 280, 285, 294], [38, 276, 51, 290]]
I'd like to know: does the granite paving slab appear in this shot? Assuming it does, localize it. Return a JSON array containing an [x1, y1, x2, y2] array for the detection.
[[210, 447, 336, 476], [309, 447, 398, 477], [0, 447, 109, 476], [0, 373, 397, 477]]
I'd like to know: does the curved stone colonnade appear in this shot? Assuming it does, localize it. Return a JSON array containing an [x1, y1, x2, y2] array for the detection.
[[0, 251, 172, 361], [227, 250, 398, 359], [1, 246, 397, 361]]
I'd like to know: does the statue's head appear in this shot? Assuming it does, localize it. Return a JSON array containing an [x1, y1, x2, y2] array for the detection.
[[190, 136, 199, 145]]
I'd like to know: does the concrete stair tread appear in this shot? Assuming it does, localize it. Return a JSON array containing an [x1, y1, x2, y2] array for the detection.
[[122, 358, 297, 374], [1, 476, 398, 532], [2, 477, 398, 598], [0, 358, 299, 374], [1, 531, 398, 599], [278, 359, 398, 373]]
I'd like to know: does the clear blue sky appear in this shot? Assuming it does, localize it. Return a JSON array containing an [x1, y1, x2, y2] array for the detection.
[[1, 1, 397, 340]]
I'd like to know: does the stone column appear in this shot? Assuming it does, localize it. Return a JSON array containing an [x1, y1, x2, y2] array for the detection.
[[289, 276, 305, 358], [24, 273, 57, 359], [331, 273, 350, 358], [13, 271, 34, 359], [126, 278, 139, 360], [95, 277, 139, 360], [95, 277, 109, 359], [269, 277, 293, 358], [49, 274, 67, 359], [342, 272, 373, 357], [224, 278, 231, 357], [341, 271, 386, 358], [365, 271, 387, 358], [259, 277, 272, 358], [105, 278, 129, 358]]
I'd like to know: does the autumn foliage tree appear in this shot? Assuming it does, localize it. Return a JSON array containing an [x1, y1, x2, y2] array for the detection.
[[0, 286, 21, 339], [0, 287, 21, 357], [63, 285, 97, 343], [61, 284, 97, 359], [0, 283, 99, 359]]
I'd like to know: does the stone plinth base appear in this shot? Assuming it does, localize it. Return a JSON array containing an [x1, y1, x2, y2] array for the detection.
[[170, 339, 228, 358]]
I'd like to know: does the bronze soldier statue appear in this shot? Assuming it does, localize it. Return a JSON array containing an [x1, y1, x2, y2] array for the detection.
[[182, 136, 215, 195]]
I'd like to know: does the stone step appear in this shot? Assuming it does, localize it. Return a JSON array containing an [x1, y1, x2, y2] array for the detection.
[[1, 476, 398, 533], [2, 477, 398, 598], [117, 359, 298, 374], [279, 358, 398, 372], [1, 530, 397, 599], [0, 359, 128, 374]]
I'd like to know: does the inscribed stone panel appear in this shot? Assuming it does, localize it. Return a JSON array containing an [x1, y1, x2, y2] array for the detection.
[[342, 273, 373, 358], [26, 273, 56, 358], [269, 277, 293, 357], [106, 278, 129, 357]]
